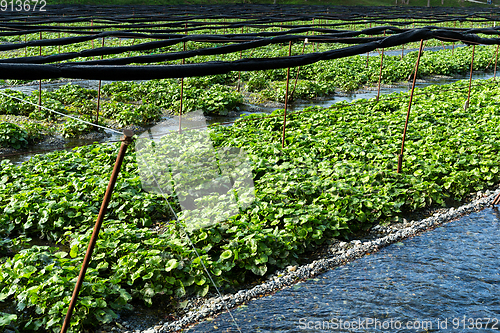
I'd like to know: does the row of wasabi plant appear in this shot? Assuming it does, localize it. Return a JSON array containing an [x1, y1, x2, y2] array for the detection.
[[1, 77, 500, 331]]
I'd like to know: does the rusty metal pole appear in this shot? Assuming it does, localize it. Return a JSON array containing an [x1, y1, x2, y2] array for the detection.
[[237, 26, 244, 92], [397, 39, 424, 174], [376, 48, 384, 102], [96, 37, 105, 127], [179, 41, 186, 134], [128, 38, 136, 57], [493, 192, 500, 205], [376, 31, 387, 102], [465, 44, 476, 111], [179, 77, 184, 134], [452, 22, 457, 55], [91, 20, 95, 60], [366, 22, 372, 68], [237, 50, 242, 92], [289, 39, 307, 101], [281, 41, 292, 149], [91, 19, 94, 49], [60, 130, 134, 333], [38, 31, 42, 113], [494, 44, 499, 80], [24, 19, 27, 57]]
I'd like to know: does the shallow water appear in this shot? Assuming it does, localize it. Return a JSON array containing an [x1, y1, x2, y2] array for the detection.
[[187, 208, 500, 332], [364, 44, 466, 58]]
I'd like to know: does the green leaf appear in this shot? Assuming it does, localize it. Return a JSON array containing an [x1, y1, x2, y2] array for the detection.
[[165, 259, 179, 272], [69, 245, 79, 258], [251, 264, 267, 276], [220, 249, 232, 261], [197, 283, 209, 297], [0, 312, 17, 326]]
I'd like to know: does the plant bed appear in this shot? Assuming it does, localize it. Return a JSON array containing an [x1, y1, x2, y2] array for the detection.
[[1, 78, 500, 332]]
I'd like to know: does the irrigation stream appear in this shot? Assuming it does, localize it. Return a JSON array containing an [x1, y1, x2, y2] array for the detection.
[[187, 207, 500, 332]]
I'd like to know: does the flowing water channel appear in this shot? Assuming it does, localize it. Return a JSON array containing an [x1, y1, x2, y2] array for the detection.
[[187, 207, 500, 332]]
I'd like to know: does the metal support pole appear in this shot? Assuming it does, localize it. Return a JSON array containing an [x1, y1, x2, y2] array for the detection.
[[179, 41, 186, 134], [24, 19, 27, 57], [38, 31, 42, 113], [179, 77, 184, 134], [96, 38, 105, 127], [281, 41, 292, 149], [397, 39, 424, 174], [376, 48, 384, 102], [494, 44, 499, 80], [237, 27, 243, 92], [465, 44, 475, 111], [366, 23, 372, 67], [493, 192, 500, 205], [60, 130, 134, 333], [128, 38, 136, 57], [91, 20, 94, 60], [289, 40, 307, 101]]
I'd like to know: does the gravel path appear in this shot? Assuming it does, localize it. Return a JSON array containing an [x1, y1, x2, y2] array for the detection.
[[95, 186, 500, 333]]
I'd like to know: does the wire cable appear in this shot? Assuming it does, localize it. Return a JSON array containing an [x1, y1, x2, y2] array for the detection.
[[0, 90, 122, 134], [138, 158, 243, 333]]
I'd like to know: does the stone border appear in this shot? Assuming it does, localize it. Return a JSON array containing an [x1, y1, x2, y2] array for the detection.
[[136, 187, 500, 333]]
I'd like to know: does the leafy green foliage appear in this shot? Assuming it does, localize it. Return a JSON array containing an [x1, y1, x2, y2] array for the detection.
[[52, 83, 97, 105], [0, 122, 28, 149], [60, 117, 95, 138], [0, 90, 35, 116], [0, 245, 132, 332], [21, 122, 48, 143], [102, 79, 242, 116], [0, 144, 170, 241], [102, 102, 162, 126], [1, 41, 500, 331], [262, 80, 335, 102]]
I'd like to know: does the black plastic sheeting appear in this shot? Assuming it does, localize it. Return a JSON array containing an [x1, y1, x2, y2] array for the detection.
[[0, 4, 499, 36], [0, 27, 497, 67], [0, 5, 499, 80], [0, 28, 496, 81], [1, 4, 500, 25]]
